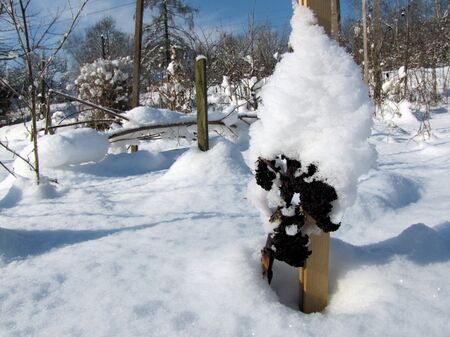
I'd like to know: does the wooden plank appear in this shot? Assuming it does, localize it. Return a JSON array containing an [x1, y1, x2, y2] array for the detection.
[[299, 230, 330, 313], [195, 56, 209, 152]]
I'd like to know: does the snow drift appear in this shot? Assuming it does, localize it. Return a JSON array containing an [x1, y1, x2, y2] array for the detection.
[[13, 128, 109, 177]]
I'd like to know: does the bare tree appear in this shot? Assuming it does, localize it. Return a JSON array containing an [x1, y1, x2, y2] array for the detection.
[[65, 16, 133, 67], [0, 0, 89, 184]]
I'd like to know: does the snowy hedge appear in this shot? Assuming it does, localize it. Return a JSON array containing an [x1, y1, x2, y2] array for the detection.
[[248, 5, 376, 270]]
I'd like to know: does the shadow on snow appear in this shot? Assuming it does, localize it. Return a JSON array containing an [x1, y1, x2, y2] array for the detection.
[[270, 222, 450, 310]]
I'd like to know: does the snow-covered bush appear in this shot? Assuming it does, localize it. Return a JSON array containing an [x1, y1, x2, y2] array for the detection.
[[248, 5, 376, 278], [73, 57, 132, 129], [147, 47, 193, 113]]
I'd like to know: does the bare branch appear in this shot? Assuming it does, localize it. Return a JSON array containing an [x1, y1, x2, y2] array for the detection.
[[0, 160, 16, 178], [49, 89, 130, 121], [0, 140, 36, 172]]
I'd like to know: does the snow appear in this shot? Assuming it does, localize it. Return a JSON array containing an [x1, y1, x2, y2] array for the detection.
[[196, 55, 207, 61], [121, 106, 195, 130], [13, 128, 109, 178], [0, 7, 450, 337], [0, 100, 450, 335], [248, 5, 376, 223]]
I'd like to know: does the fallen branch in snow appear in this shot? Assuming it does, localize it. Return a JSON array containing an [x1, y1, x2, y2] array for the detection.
[[41, 119, 118, 132], [0, 139, 36, 173], [49, 90, 130, 122], [108, 120, 236, 143]]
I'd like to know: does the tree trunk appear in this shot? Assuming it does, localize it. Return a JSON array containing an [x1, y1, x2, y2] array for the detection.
[[362, 0, 369, 85], [163, 0, 171, 68], [372, 0, 383, 107]]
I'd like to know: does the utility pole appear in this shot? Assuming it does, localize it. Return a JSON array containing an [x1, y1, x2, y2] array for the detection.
[[131, 0, 144, 108], [362, 0, 369, 85]]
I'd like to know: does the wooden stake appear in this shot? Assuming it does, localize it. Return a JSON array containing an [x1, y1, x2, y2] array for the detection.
[[195, 56, 208, 152], [39, 60, 46, 122], [296, 0, 339, 314], [45, 89, 52, 135], [300, 0, 340, 39], [299, 230, 330, 313]]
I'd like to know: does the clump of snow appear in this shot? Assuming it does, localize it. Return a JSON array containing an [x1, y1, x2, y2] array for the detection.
[[121, 106, 195, 130], [196, 55, 207, 61], [248, 5, 376, 223], [161, 139, 250, 185], [13, 128, 109, 177], [399, 66, 406, 79]]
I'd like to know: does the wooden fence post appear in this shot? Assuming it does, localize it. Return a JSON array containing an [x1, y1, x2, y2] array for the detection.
[[195, 56, 208, 152], [299, 226, 330, 313], [39, 60, 46, 121], [300, 0, 340, 39], [45, 90, 52, 135], [297, 0, 340, 313]]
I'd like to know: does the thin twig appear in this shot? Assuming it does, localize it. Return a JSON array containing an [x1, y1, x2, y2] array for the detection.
[[0, 139, 36, 172], [49, 89, 130, 121], [0, 160, 16, 177]]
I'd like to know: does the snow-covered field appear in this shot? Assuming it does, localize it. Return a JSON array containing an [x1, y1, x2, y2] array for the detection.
[[1, 5, 448, 336], [0, 102, 449, 336]]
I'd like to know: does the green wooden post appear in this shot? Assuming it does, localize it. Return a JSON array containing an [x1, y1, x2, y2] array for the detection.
[[39, 60, 46, 122], [45, 90, 53, 135], [195, 56, 209, 151]]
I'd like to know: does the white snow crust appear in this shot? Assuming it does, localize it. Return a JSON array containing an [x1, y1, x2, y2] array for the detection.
[[121, 106, 195, 129], [0, 101, 450, 336], [248, 5, 376, 222], [13, 128, 109, 177]]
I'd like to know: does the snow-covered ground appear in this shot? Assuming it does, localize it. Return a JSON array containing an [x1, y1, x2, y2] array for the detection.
[[0, 102, 449, 336], [1, 4, 448, 336]]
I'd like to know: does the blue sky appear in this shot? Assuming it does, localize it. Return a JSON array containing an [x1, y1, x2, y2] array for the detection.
[[25, 0, 354, 38]]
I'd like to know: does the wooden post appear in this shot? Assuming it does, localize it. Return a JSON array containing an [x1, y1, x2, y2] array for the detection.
[[301, 0, 340, 38], [101, 34, 107, 59], [39, 60, 46, 122], [298, 0, 340, 314], [299, 231, 330, 313], [131, 0, 144, 108], [130, 0, 144, 152], [195, 56, 208, 151], [45, 89, 52, 135]]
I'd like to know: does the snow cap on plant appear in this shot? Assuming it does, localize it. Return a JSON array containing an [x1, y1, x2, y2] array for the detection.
[[248, 4, 376, 227]]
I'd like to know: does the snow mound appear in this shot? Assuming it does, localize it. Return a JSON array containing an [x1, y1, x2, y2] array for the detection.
[[67, 150, 171, 177], [248, 5, 376, 222], [13, 128, 109, 177], [344, 172, 422, 222], [161, 140, 250, 185], [122, 106, 194, 129], [374, 223, 450, 263], [0, 177, 59, 210]]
